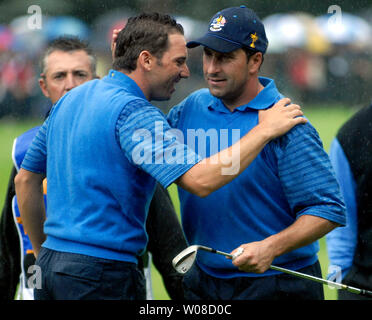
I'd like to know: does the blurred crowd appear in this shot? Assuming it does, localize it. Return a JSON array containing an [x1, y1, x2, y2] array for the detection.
[[1, 9, 372, 119]]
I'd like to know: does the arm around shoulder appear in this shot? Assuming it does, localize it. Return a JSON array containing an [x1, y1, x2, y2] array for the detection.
[[175, 98, 307, 197]]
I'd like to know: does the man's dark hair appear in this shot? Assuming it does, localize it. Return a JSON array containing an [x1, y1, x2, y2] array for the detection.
[[40, 36, 96, 76], [242, 46, 264, 68], [113, 12, 184, 72]]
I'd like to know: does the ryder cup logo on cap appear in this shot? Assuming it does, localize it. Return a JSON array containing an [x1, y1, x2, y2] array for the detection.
[[187, 5, 268, 54], [210, 15, 227, 31]]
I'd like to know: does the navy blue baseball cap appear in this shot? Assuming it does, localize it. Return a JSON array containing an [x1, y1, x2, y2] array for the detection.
[[187, 6, 268, 54]]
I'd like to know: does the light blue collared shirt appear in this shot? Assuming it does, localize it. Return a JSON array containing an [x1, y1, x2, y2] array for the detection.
[[326, 138, 358, 279]]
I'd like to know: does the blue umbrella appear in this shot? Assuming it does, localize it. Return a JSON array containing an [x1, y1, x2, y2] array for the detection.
[[43, 16, 90, 41], [315, 12, 372, 47], [263, 13, 307, 53], [9, 15, 46, 56]]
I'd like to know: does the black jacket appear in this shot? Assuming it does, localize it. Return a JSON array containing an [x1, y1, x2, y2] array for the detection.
[[337, 104, 372, 291]]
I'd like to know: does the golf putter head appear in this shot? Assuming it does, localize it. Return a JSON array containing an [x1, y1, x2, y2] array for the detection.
[[172, 245, 199, 274]]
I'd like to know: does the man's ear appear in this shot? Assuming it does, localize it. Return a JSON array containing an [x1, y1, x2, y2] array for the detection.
[[39, 76, 50, 99], [137, 50, 155, 72], [249, 52, 263, 74]]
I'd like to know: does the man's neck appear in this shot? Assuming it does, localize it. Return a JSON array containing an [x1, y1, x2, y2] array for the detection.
[[118, 69, 151, 101], [223, 79, 264, 112]]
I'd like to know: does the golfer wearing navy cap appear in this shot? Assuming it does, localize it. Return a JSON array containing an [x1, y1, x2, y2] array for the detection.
[[187, 5, 268, 54], [168, 6, 346, 299]]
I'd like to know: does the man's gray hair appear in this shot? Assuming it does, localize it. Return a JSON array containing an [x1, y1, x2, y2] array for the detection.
[[40, 36, 97, 76]]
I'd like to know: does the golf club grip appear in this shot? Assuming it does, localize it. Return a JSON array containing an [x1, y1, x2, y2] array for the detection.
[[270, 265, 340, 288], [186, 245, 372, 298], [271, 265, 372, 297], [360, 289, 372, 298]]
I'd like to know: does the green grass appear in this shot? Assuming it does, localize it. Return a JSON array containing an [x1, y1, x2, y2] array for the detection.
[[0, 106, 357, 300], [0, 118, 42, 200], [303, 105, 357, 152]]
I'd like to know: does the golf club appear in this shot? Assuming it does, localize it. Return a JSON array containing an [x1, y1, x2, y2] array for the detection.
[[172, 245, 372, 298]]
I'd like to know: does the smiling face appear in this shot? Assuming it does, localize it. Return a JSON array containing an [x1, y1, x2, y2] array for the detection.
[[202, 47, 262, 109], [39, 49, 94, 104], [148, 33, 190, 101]]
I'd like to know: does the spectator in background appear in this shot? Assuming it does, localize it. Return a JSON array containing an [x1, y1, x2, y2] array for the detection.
[[0, 51, 36, 118], [0, 36, 98, 300], [326, 103, 372, 300]]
